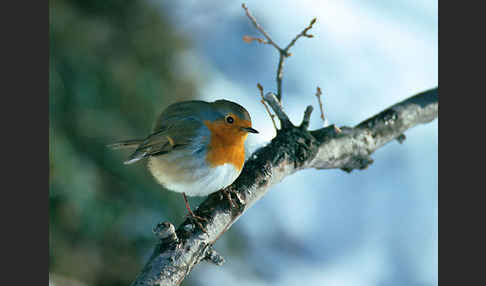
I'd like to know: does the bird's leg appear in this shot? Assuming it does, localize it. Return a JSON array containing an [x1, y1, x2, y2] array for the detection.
[[182, 192, 208, 232]]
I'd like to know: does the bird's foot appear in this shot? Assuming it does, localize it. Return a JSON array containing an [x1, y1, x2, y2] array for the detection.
[[182, 192, 208, 233], [186, 211, 208, 233], [220, 188, 243, 209]]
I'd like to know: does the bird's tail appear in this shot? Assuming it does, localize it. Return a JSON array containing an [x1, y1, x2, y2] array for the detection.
[[107, 139, 149, 165], [106, 139, 144, 150]]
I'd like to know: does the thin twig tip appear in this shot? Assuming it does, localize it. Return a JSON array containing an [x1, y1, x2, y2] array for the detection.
[[243, 35, 267, 44], [314, 86, 326, 122], [257, 84, 278, 130], [257, 83, 263, 92], [242, 35, 252, 43]]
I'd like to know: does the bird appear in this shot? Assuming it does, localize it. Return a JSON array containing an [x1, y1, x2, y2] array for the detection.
[[108, 99, 258, 230]]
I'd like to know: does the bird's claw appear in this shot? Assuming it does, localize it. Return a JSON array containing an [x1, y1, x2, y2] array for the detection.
[[186, 212, 208, 233], [220, 188, 243, 209]]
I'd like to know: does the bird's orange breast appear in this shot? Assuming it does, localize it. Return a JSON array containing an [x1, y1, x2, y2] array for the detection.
[[203, 120, 249, 171]]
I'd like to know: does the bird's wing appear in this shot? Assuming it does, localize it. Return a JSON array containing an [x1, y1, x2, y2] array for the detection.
[[124, 117, 203, 165]]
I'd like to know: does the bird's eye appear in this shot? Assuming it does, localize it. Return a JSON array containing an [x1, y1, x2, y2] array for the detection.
[[226, 116, 234, 124]]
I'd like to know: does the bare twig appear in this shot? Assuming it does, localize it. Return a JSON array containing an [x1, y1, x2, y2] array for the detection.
[[276, 18, 317, 101], [315, 87, 325, 122], [242, 4, 282, 51], [300, 105, 314, 130], [284, 18, 317, 52], [242, 35, 267, 44], [242, 4, 316, 101], [263, 92, 292, 129], [257, 83, 278, 130]]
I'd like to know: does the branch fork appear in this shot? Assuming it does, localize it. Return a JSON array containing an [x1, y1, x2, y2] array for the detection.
[[242, 3, 317, 101]]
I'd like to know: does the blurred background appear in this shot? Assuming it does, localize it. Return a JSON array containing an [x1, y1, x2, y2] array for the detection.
[[49, 0, 438, 285]]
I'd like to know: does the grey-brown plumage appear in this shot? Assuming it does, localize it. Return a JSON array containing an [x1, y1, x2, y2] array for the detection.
[[108, 99, 252, 165]]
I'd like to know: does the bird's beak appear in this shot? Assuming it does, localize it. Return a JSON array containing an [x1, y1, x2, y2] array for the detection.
[[241, 127, 259, 134]]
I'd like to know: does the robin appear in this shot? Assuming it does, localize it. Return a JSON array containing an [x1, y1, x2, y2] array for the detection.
[[108, 99, 258, 229]]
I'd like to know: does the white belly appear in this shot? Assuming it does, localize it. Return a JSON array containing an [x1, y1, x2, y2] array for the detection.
[[147, 152, 241, 197]]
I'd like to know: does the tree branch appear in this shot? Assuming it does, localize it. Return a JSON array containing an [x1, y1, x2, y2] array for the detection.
[[130, 87, 438, 286]]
